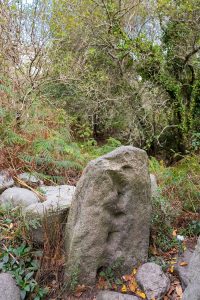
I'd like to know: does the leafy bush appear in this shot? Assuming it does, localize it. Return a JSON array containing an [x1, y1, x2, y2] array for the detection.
[[0, 206, 48, 300]]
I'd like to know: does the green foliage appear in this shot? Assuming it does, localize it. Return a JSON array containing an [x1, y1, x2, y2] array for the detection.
[[150, 155, 200, 252], [179, 220, 200, 237], [99, 258, 124, 288], [68, 264, 80, 292], [0, 206, 48, 300], [150, 155, 200, 212]]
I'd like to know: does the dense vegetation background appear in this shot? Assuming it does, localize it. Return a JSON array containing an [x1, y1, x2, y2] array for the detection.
[[0, 0, 200, 299]]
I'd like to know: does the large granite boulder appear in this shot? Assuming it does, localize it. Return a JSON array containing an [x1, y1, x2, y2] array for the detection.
[[0, 273, 20, 300], [183, 237, 200, 300], [0, 171, 14, 193], [0, 187, 39, 208], [65, 146, 152, 285]]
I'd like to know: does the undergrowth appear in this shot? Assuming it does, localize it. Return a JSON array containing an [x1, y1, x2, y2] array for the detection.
[[149, 155, 200, 253], [0, 206, 48, 300]]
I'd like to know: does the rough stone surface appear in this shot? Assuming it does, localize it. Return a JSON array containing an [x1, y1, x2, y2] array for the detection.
[[0, 171, 14, 193], [150, 174, 158, 198], [65, 146, 152, 285], [18, 172, 43, 186], [0, 187, 39, 208], [187, 236, 200, 283], [182, 277, 200, 300], [96, 291, 140, 300], [23, 185, 75, 243], [0, 273, 20, 300], [136, 262, 170, 300], [175, 249, 194, 289], [182, 237, 200, 300]]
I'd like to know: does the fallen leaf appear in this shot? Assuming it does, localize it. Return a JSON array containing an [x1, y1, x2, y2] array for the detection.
[[179, 261, 188, 267], [9, 223, 13, 229], [74, 285, 87, 297], [149, 245, 158, 255], [132, 268, 137, 275], [121, 284, 127, 293], [128, 280, 138, 292], [122, 274, 133, 282], [172, 229, 177, 237], [135, 289, 146, 299], [169, 265, 174, 273], [167, 285, 175, 295], [176, 285, 183, 297]]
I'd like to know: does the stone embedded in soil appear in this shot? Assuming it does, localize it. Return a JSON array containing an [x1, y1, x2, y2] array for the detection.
[[65, 146, 152, 285], [136, 262, 170, 300], [96, 291, 140, 300], [0, 171, 14, 193], [0, 187, 39, 208], [23, 185, 76, 243], [182, 236, 200, 300], [17, 172, 43, 186], [0, 273, 20, 300], [150, 173, 158, 198], [175, 249, 194, 289]]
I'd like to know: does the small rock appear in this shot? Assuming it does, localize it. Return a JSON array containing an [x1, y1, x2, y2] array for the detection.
[[0, 273, 20, 300], [136, 262, 170, 300], [175, 249, 194, 289], [150, 174, 158, 198], [18, 172, 43, 186], [96, 291, 140, 300], [0, 187, 39, 208], [0, 171, 14, 193]]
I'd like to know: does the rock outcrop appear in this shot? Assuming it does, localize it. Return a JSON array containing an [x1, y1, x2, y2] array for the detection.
[[65, 146, 152, 285]]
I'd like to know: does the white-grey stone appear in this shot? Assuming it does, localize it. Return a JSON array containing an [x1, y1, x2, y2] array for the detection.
[[96, 291, 140, 300], [187, 237, 200, 283], [40, 185, 76, 204], [182, 277, 200, 300], [183, 237, 200, 300], [0, 273, 20, 300], [65, 146, 152, 285], [0, 187, 39, 208], [136, 262, 170, 300], [175, 249, 194, 289], [150, 174, 158, 198], [0, 171, 14, 193], [18, 172, 43, 185], [23, 185, 75, 243]]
